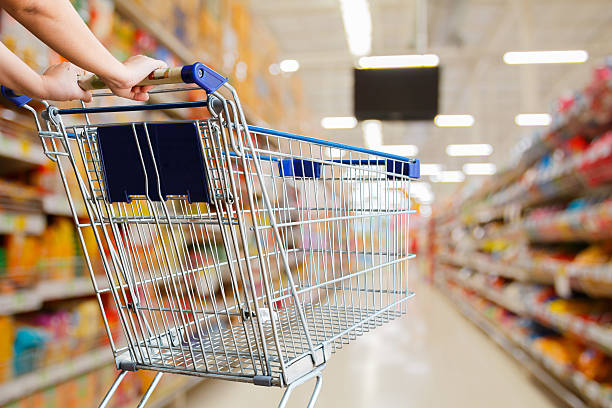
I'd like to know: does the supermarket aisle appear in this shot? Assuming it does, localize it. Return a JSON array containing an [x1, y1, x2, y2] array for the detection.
[[186, 274, 557, 408]]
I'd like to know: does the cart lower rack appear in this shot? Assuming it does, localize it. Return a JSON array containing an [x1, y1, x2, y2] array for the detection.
[[2, 62, 420, 407]]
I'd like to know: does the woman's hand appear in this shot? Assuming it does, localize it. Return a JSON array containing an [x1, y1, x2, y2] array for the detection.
[[41, 62, 92, 102], [101, 55, 168, 101]]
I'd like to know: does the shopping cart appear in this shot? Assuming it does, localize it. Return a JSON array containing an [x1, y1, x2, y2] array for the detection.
[[1, 62, 420, 407]]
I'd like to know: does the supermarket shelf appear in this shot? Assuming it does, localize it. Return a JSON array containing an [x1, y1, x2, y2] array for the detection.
[[438, 248, 612, 294], [437, 250, 529, 281], [437, 279, 588, 408], [0, 277, 95, 315], [113, 0, 194, 63], [523, 200, 612, 243], [457, 70, 612, 218], [0, 347, 112, 406], [0, 211, 46, 235], [0, 132, 45, 170], [491, 157, 584, 212], [525, 300, 612, 357], [113, 0, 269, 128], [42, 194, 87, 217], [442, 268, 526, 315], [471, 199, 612, 244], [442, 264, 612, 358]]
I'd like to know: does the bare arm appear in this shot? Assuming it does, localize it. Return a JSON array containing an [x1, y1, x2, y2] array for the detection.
[[0, 41, 46, 97], [1, 0, 166, 100], [0, 41, 90, 100]]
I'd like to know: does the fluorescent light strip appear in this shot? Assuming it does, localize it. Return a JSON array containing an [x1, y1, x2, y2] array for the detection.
[[434, 114, 475, 127], [419, 163, 442, 176], [362, 120, 382, 147], [358, 54, 439, 69], [321, 116, 357, 129], [430, 171, 465, 183], [446, 144, 493, 157], [463, 163, 497, 175], [339, 0, 372, 56], [515, 113, 551, 126], [377, 144, 419, 156], [411, 181, 434, 203], [279, 59, 300, 73], [326, 147, 346, 159], [503, 50, 588, 65]]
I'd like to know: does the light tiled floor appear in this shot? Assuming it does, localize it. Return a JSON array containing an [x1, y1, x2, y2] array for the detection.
[[185, 277, 558, 407]]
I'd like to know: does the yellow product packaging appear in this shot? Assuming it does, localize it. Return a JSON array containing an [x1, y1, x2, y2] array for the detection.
[[7, 234, 40, 286], [71, 299, 100, 342], [0, 315, 13, 381]]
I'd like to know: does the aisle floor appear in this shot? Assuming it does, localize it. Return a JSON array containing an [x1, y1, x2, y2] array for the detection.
[[185, 275, 558, 408]]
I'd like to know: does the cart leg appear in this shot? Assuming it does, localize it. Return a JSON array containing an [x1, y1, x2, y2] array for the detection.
[[278, 365, 325, 408], [99, 370, 128, 408], [137, 372, 164, 408]]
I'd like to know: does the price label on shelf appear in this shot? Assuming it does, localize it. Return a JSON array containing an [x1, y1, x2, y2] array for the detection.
[[554, 267, 572, 298], [20, 140, 30, 155]]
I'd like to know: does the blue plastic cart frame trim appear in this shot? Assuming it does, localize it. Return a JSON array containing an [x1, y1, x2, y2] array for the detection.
[[247, 126, 420, 179], [247, 126, 417, 166]]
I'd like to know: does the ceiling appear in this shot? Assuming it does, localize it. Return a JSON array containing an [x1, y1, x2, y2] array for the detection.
[[250, 0, 612, 201]]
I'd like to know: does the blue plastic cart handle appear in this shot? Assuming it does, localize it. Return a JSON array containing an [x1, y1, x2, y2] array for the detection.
[[0, 86, 32, 107], [180, 63, 228, 93]]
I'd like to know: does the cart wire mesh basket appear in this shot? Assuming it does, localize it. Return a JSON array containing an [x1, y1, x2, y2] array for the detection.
[[3, 62, 420, 407]]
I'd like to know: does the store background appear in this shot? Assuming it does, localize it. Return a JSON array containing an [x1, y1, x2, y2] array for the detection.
[[0, 0, 610, 407]]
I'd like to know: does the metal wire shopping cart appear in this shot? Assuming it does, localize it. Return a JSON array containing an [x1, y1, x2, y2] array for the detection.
[[1, 62, 420, 407]]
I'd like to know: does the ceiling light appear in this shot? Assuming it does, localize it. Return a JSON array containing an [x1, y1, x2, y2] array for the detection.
[[358, 54, 439, 69], [268, 64, 281, 75], [446, 144, 493, 157], [235, 61, 248, 81], [279, 59, 300, 73], [434, 114, 475, 127], [503, 50, 588, 65], [377, 145, 419, 156], [514, 113, 551, 126], [463, 163, 497, 175], [419, 204, 433, 217], [321, 116, 357, 129], [339, 0, 372, 56], [411, 182, 434, 203], [326, 147, 346, 159], [430, 171, 465, 183], [419, 163, 442, 176], [362, 120, 382, 147]]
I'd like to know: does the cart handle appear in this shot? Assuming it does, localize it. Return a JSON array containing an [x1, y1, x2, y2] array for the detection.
[[78, 63, 228, 94], [0, 86, 32, 107], [0, 62, 228, 106]]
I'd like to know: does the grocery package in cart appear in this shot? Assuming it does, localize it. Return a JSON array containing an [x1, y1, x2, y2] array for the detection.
[[0, 62, 420, 407]]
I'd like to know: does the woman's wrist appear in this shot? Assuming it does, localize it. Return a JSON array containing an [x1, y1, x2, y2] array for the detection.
[[96, 61, 131, 89], [27, 74, 49, 100]]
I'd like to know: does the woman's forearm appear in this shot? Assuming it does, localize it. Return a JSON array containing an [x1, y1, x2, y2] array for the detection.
[[1, 0, 129, 86], [0, 41, 47, 98]]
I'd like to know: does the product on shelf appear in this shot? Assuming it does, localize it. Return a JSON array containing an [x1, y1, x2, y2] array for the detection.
[[0, 316, 13, 382], [8, 298, 107, 380]]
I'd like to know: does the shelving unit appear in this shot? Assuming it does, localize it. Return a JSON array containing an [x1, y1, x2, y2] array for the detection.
[[437, 274, 589, 408], [437, 268, 612, 408], [432, 62, 612, 408], [0, 131, 45, 168], [0, 277, 96, 315], [0, 347, 112, 406], [0, 1, 308, 407]]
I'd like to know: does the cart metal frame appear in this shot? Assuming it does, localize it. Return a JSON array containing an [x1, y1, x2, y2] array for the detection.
[[3, 62, 420, 407]]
